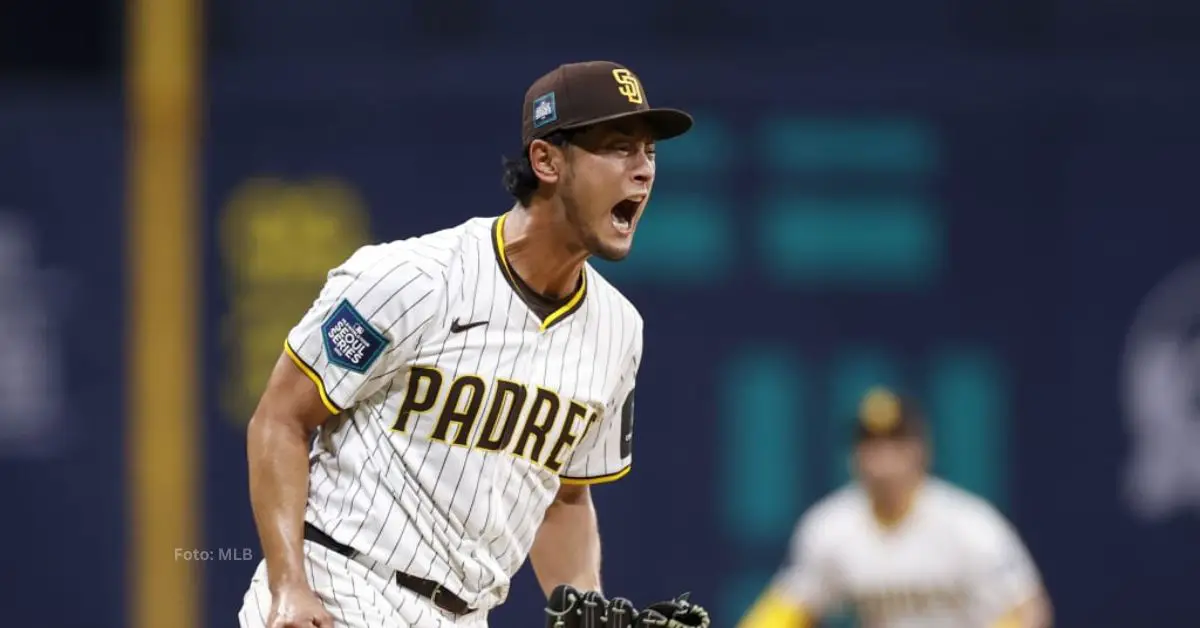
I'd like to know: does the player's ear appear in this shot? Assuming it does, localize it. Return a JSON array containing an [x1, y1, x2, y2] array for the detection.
[[528, 139, 562, 185]]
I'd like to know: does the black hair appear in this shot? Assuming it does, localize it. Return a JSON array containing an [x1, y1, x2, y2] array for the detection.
[[501, 131, 573, 208]]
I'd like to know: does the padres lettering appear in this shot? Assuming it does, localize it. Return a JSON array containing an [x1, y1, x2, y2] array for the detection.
[[854, 586, 969, 621], [393, 366, 598, 471], [612, 69, 644, 104]]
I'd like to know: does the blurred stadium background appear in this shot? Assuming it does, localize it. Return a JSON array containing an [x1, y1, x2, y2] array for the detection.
[[2, 0, 1200, 626]]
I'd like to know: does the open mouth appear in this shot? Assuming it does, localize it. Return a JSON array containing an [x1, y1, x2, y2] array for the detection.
[[610, 197, 643, 234]]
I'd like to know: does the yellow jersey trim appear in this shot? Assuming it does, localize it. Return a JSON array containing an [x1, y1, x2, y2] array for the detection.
[[559, 464, 632, 486], [492, 214, 587, 331], [283, 339, 344, 415]]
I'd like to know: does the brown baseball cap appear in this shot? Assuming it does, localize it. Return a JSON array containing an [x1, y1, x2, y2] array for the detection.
[[852, 387, 928, 443], [521, 60, 694, 147]]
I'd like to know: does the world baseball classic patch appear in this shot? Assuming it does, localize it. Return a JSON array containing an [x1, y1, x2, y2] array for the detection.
[[321, 299, 390, 373]]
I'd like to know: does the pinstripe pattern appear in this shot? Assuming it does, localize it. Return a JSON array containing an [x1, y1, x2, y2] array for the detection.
[[272, 216, 643, 618], [238, 540, 491, 627]]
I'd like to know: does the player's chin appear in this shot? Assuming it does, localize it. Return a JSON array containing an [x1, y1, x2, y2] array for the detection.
[[586, 222, 635, 261], [591, 236, 633, 262]]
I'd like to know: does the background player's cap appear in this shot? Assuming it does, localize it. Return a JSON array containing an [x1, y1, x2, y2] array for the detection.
[[852, 387, 928, 443], [521, 60, 694, 147]]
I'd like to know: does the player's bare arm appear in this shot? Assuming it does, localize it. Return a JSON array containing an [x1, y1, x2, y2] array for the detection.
[[1021, 588, 1054, 628], [246, 352, 336, 628], [529, 483, 603, 597], [739, 505, 834, 628]]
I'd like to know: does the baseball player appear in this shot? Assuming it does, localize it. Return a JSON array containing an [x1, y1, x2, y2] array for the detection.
[[737, 388, 1053, 628], [237, 61, 710, 628]]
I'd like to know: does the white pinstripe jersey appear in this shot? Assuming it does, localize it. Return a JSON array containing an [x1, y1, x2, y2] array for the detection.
[[773, 479, 1042, 628], [284, 214, 641, 612]]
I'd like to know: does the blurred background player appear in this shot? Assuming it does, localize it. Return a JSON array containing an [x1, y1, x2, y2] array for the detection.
[[737, 388, 1053, 628]]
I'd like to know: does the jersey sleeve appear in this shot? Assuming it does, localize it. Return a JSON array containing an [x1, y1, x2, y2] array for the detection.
[[284, 246, 444, 414], [769, 508, 844, 616], [965, 505, 1044, 622], [558, 325, 641, 485]]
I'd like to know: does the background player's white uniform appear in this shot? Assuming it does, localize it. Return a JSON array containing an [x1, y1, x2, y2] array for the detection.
[[239, 215, 642, 627], [772, 478, 1042, 628]]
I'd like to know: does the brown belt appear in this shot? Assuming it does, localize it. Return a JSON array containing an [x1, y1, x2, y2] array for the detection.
[[303, 522, 475, 616]]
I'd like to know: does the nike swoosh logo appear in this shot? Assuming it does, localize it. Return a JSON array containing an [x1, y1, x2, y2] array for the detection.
[[450, 318, 488, 333]]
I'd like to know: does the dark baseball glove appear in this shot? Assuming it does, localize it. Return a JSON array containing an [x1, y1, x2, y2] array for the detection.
[[545, 584, 638, 628], [633, 593, 711, 628]]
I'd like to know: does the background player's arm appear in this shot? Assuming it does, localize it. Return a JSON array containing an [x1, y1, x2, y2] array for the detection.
[[529, 483, 603, 596], [969, 506, 1053, 628], [985, 572, 1052, 628], [738, 511, 839, 628], [991, 593, 1052, 628], [738, 591, 815, 628]]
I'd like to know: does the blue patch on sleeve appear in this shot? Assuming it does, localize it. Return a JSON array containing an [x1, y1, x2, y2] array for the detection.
[[320, 299, 390, 374]]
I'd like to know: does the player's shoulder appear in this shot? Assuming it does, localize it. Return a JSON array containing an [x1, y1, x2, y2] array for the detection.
[[925, 478, 1002, 518], [583, 264, 644, 330], [334, 217, 489, 291], [381, 216, 490, 271], [797, 484, 867, 541], [925, 478, 1017, 540]]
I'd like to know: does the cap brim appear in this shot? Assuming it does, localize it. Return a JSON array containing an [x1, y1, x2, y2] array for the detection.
[[560, 108, 695, 141], [853, 417, 928, 443]]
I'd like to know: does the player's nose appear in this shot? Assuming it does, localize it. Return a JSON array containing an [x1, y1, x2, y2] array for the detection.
[[630, 150, 654, 185]]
